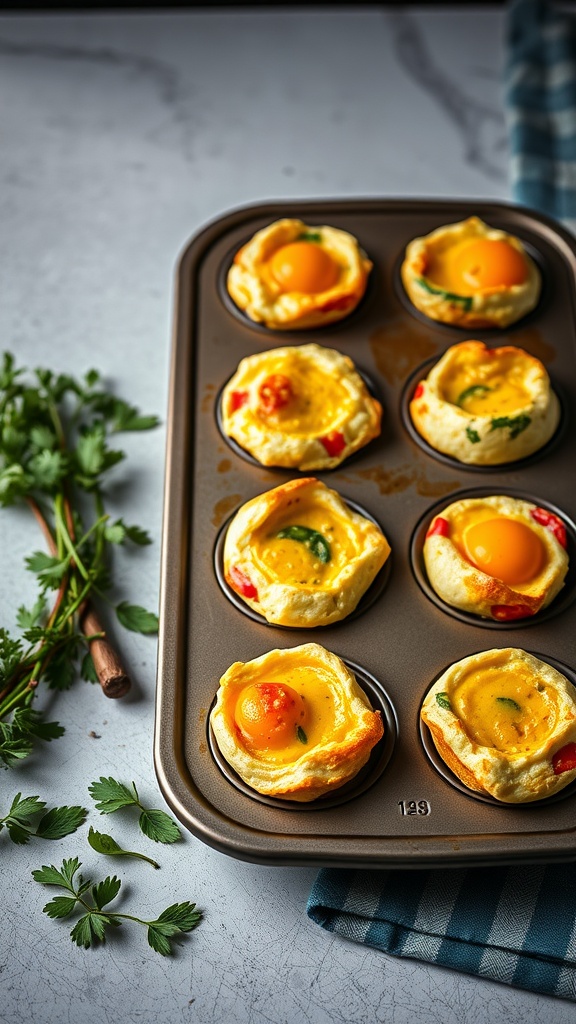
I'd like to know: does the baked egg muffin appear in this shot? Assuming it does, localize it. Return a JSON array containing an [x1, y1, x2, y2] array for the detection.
[[400, 216, 541, 328], [223, 477, 391, 628], [226, 218, 372, 329], [221, 343, 382, 470], [423, 495, 569, 622], [210, 642, 384, 801], [409, 341, 560, 465], [421, 648, 576, 803]]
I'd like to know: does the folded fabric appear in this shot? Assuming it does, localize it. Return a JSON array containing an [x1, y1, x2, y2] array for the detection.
[[505, 0, 576, 218], [307, 863, 576, 1000]]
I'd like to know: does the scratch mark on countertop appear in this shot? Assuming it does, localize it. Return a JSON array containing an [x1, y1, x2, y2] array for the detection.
[[386, 10, 507, 181]]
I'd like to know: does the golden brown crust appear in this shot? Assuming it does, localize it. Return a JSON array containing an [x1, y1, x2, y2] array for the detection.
[[221, 343, 382, 470], [409, 341, 560, 466], [210, 643, 384, 802], [400, 216, 541, 329], [226, 219, 372, 329], [223, 477, 391, 627]]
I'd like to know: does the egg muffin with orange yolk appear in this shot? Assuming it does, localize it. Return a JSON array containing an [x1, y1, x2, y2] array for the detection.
[[409, 341, 560, 466], [226, 219, 372, 330], [423, 494, 569, 622], [221, 343, 382, 470], [210, 643, 384, 801], [421, 648, 576, 802], [223, 477, 390, 628], [400, 217, 541, 328]]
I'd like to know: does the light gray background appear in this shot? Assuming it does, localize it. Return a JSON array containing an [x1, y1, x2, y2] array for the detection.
[[1, 6, 574, 1023]]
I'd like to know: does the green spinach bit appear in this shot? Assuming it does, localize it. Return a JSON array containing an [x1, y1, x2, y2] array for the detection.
[[296, 231, 322, 243], [435, 692, 452, 711], [456, 384, 492, 407], [415, 277, 473, 311], [495, 697, 522, 712], [465, 425, 481, 444], [276, 525, 331, 564], [489, 414, 531, 439]]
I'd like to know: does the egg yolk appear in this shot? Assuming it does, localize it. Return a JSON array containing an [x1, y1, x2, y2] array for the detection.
[[269, 242, 340, 294], [463, 517, 544, 585], [449, 239, 528, 293], [235, 681, 307, 750]]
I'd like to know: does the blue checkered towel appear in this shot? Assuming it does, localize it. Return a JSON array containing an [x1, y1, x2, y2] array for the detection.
[[506, 0, 576, 218], [307, 863, 576, 1000]]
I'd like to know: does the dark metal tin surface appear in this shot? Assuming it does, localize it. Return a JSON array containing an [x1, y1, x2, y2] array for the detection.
[[155, 198, 576, 867]]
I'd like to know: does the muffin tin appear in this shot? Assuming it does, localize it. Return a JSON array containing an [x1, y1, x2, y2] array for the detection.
[[155, 198, 576, 867]]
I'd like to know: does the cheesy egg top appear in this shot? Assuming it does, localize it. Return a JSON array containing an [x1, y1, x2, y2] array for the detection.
[[223, 477, 391, 628], [421, 648, 576, 802], [409, 341, 560, 465], [400, 216, 541, 328], [221, 343, 382, 470], [423, 494, 569, 621], [226, 218, 372, 330], [210, 643, 384, 801]]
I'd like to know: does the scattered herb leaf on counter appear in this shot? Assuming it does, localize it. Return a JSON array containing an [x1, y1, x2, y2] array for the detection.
[[32, 857, 201, 954], [0, 793, 87, 845], [87, 826, 160, 868], [89, 777, 181, 844], [0, 352, 160, 767]]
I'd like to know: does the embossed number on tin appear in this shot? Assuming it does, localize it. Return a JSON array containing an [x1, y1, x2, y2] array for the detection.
[[398, 800, 431, 816]]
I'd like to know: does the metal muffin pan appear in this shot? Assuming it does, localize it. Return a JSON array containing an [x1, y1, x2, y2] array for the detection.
[[155, 198, 576, 867]]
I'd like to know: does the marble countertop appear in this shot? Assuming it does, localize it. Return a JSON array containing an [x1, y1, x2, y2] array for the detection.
[[1, 6, 574, 1023]]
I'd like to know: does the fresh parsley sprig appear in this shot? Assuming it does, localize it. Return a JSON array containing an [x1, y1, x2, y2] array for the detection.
[[0, 352, 160, 766], [32, 857, 201, 954], [88, 777, 181, 844], [87, 826, 160, 868], [0, 793, 86, 845]]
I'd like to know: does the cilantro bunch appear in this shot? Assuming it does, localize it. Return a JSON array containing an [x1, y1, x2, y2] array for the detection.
[[0, 352, 159, 767]]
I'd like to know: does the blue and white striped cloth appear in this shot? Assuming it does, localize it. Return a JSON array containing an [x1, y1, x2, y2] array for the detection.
[[506, 0, 576, 218], [307, 863, 576, 1000]]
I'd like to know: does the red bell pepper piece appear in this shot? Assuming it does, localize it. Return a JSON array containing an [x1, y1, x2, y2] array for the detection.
[[228, 565, 258, 600], [413, 382, 425, 400], [552, 742, 576, 775], [490, 604, 534, 621], [426, 516, 450, 539], [530, 507, 567, 549], [258, 374, 293, 415], [319, 430, 346, 457], [230, 390, 249, 412]]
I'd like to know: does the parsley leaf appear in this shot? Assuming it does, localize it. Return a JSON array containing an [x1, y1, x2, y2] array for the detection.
[[115, 602, 159, 635], [88, 826, 159, 868], [33, 859, 201, 954], [89, 777, 181, 844], [0, 795, 86, 844]]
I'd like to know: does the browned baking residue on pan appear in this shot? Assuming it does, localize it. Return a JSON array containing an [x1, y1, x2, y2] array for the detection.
[[202, 383, 216, 413], [218, 458, 232, 474], [212, 494, 243, 528], [344, 464, 459, 497], [369, 321, 439, 385], [505, 327, 556, 364]]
